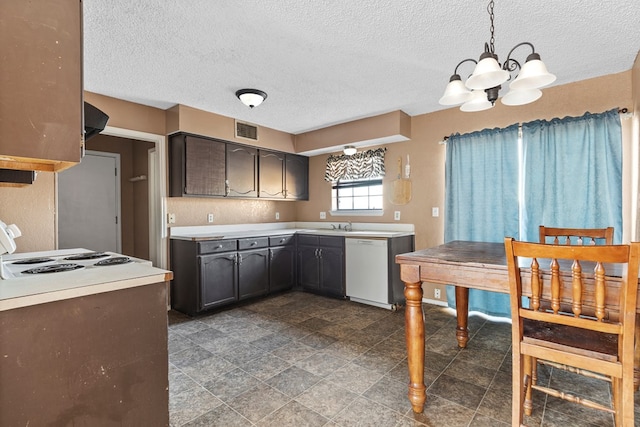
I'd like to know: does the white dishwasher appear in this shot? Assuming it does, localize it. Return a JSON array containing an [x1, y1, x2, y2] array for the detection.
[[345, 238, 391, 309]]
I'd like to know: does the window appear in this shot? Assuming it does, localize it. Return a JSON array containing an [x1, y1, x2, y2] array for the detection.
[[324, 147, 387, 215], [332, 177, 383, 211]]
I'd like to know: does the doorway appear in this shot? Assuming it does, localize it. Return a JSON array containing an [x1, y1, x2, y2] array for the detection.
[[56, 128, 167, 268]]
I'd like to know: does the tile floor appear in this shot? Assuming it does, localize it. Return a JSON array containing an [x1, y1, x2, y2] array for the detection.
[[168, 291, 637, 426]]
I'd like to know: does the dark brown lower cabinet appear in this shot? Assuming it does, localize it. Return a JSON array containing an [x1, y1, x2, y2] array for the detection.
[[297, 235, 345, 298], [0, 283, 169, 426], [171, 235, 294, 315]]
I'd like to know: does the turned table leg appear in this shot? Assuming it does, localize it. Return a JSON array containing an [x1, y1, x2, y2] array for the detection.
[[404, 279, 426, 413], [455, 286, 469, 348]]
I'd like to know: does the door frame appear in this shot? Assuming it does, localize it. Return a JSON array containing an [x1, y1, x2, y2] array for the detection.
[[91, 126, 167, 269]]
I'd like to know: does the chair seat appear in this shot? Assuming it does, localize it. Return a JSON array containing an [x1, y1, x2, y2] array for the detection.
[[523, 318, 618, 362]]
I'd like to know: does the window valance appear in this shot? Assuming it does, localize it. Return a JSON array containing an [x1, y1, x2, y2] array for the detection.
[[324, 148, 386, 182]]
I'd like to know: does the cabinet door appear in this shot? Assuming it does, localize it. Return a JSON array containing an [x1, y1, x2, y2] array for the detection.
[[0, 0, 82, 171], [285, 154, 309, 200], [298, 245, 320, 290], [199, 253, 237, 309], [238, 248, 269, 300], [319, 246, 345, 297], [170, 135, 226, 197], [227, 145, 258, 197], [259, 150, 285, 199], [270, 246, 296, 292]]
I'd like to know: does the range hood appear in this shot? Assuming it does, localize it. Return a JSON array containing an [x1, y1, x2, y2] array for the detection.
[[84, 102, 109, 141]]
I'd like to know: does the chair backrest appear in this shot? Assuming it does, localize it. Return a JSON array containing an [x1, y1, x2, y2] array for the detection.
[[539, 225, 614, 246], [504, 237, 639, 354]]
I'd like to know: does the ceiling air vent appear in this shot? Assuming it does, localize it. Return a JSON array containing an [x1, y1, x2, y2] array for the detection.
[[235, 120, 258, 141]]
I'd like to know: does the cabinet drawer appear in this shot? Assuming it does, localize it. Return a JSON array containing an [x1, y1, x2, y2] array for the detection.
[[269, 234, 295, 247], [319, 236, 344, 248], [297, 234, 319, 247], [198, 239, 237, 254], [238, 237, 269, 250]]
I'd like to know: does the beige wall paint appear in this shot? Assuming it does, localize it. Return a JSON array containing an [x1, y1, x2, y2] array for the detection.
[[295, 110, 411, 153], [0, 71, 634, 254], [167, 104, 295, 152], [0, 172, 55, 252], [166, 198, 297, 228], [297, 71, 633, 251]]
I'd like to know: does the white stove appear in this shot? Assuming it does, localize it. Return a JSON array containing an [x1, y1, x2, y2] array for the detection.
[[1, 249, 151, 280]]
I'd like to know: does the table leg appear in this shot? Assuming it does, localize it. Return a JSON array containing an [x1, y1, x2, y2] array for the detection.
[[455, 286, 469, 348], [635, 316, 639, 391], [404, 280, 426, 413]]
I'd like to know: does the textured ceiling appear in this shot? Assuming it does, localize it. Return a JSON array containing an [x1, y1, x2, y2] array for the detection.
[[83, 0, 640, 135]]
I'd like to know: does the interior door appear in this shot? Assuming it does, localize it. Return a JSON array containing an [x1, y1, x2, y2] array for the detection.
[[58, 151, 121, 252]]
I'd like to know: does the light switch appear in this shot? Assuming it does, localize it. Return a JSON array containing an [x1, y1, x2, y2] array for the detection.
[[432, 207, 439, 217], [275, 212, 280, 220]]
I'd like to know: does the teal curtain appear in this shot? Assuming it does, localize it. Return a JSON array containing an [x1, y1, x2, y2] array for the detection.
[[444, 124, 520, 317], [520, 109, 623, 243]]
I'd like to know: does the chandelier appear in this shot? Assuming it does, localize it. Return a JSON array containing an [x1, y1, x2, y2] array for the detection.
[[439, 0, 556, 112]]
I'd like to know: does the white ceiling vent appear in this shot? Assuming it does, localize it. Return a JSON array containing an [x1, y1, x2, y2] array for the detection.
[[235, 120, 258, 141]]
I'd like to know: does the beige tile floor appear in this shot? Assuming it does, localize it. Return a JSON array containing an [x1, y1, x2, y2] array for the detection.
[[168, 291, 636, 426]]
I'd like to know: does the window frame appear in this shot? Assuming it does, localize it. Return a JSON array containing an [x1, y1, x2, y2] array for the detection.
[[330, 177, 384, 216]]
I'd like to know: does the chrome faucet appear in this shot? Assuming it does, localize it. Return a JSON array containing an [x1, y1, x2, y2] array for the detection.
[[331, 224, 338, 230], [344, 221, 352, 232]]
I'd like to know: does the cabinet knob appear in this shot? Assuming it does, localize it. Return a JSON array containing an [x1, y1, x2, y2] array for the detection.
[[280, 238, 285, 243], [251, 241, 257, 246]]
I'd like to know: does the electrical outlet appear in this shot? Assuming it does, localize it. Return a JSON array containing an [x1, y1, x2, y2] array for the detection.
[[320, 211, 326, 219], [434, 288, 441, 299], [275, 212, 280, 220], [168, 213, 176, 224], [207, 213, 214, 223], [432, 207, 439, 217], [394, 211, 401, 221]]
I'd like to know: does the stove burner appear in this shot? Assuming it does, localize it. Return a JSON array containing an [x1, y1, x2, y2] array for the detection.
[[64, 252, 109, 261], [23, 263, 84, 274], [11, 257, 55, 265], [95, 257, 132, 266]]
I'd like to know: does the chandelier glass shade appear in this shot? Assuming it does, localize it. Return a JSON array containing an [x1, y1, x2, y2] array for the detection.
[[235, 89, 267, 108], [439, 1, 555, 112]]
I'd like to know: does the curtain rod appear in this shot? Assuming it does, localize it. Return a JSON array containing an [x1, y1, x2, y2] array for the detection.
[[439, 108, 631, 144]]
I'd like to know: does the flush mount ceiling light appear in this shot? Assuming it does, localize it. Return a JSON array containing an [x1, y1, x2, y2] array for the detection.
[[235, 89, 267, 108], [343, 146, 357, 156], [439, 0, 555, 112]]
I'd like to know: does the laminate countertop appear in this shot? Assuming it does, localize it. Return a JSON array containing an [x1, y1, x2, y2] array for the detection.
[[0, 248, 172, 311], [169, 225, 415, 241]]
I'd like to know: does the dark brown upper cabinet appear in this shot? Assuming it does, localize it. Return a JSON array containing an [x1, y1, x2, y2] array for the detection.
[[169, 132, 308, 200], [258, 150, 309, 200], [226, 145, 258, 198], [0, 0, 83, 173], [285, 154, 309, 200], [259, 150, 286, 199], [169, 134, 226, 197]]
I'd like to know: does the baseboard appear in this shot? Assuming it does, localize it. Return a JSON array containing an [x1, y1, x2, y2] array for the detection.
[[422, 297, 448, 307]]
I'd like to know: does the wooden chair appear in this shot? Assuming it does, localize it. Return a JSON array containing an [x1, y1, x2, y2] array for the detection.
[[504, 237, 639, 426], [539, 225, 614, 246]]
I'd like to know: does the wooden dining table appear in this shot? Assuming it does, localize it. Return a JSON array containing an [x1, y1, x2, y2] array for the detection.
[[395, 240, 640, 414]]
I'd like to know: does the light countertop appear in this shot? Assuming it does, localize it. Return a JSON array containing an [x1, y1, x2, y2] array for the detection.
[[0, 248, 172, 311], [169, 222, 415, 241]]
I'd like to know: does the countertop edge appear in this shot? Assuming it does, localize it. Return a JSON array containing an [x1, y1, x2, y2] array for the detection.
[[0, 272, 171, 312], [170, 229, 415, 241]]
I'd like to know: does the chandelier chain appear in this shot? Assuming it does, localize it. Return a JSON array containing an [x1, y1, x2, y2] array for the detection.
[[488, 0, 495, 54]]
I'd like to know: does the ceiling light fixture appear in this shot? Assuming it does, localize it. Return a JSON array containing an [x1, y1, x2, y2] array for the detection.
[[439, 0, 555, 112], [235, 89, 267, 108], [343, 146, 357, 156]]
